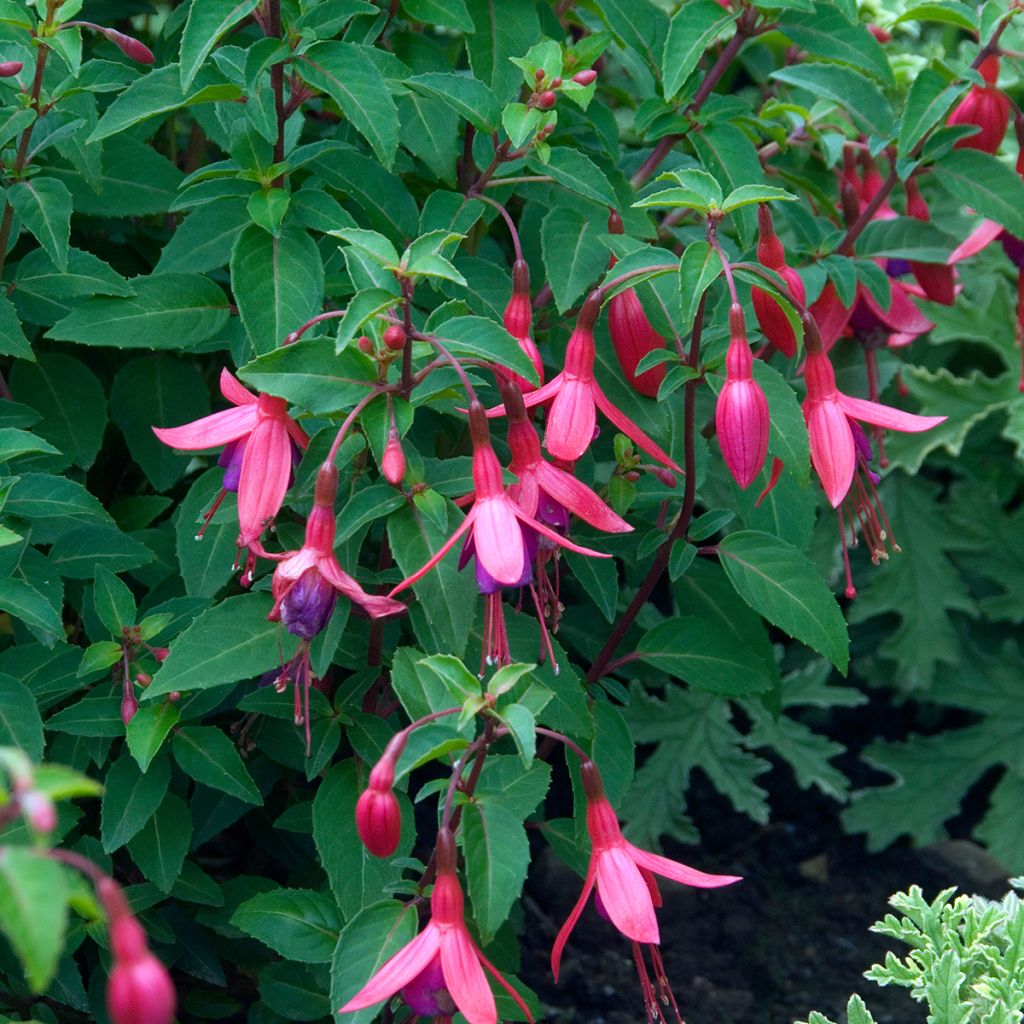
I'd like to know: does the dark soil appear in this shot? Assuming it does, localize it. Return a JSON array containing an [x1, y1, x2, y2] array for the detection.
[[521, 780, 1009, 1024]]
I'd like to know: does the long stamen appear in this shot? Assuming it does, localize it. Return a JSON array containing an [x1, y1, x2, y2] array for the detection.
[[837, 506, 857, 600], [649, 945, 685, 1024], [529, 583, 558, 672], [196, 488, 228, 540], [632, 941, 662, 1024]]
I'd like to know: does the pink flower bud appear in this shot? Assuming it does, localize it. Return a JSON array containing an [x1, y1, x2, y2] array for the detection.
[[134, 672, 151, 687], [355, 785, 401, 858], [121, 695, 139, 725], [607, 287, 667, 397], [357, 335, 375, 355], [716, 306, 769, 489], [101, 28, 155, 65], [948, 55, 1009, 153], [152, 647, 169, 662], [537, 90, 556, 109], [100, 880, 177, 1024], [21, 791, 56, 833], [0, 61, 23, 77], [572, 69, 597, 86], [383, 325, 406, 351], [752, 204, 805, 358], [503, 260, 544, 393], [381, 429, 406, 487]]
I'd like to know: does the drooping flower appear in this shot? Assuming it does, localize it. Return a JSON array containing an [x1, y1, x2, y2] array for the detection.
[[152, 369, 308, 574], [552, 760, 739, 981], [488, 291, 681, 472], [802, 350, 945, 509], [391, 401, 609, 670], [716, 304, 770, 489], [503, 259, 545, 394], [947, 55, 1010, 153], [751, 204, 806, 358], [100, 878, 176, 1024], [253, 462, 405, 749], [339, 828, 534, 1024]]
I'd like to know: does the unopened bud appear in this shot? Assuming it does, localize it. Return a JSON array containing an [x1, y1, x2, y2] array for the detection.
[[624, 470, 641, 482], [152, 647, 169, 662], [381, 429, 406, 487], [653, 467, 677, 488], [0, 61, 23, 77], [550, 76, 562, 88], [121, 695, 139, 725], [134, 672, 151, 687], [534, 68, 545, 82], [357, 335, 375, 355], [538, 90, 556, 110], [167, 692, 181, 703], [383, 325, 406, 351], [21, 791, 56, 833], [572, 69, 597, 86], [355, 782, 401, 858], [101, 28, 155, 65]]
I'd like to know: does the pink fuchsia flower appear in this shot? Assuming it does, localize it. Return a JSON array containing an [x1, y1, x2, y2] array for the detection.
[[716, 304, 770, 489], [152, 369, 309, 567], [552, 760, 739, 981], [802, 350, 945, 508], [488, 291, 682, 472], [947, 55, 1010, 154], [751, 204, 806, 358], [389, 401, 609, 597], [339, 828, 534, 1024], [503, 259, 545, 394]]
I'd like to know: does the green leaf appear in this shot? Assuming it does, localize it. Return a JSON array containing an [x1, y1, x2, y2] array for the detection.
[[299, 42, 400, 167], [126, 791, 191, 892], [9, 350, 106, 470], [894, 0, 978, 30], [173, 725, 262, 804], [754, 360, 810, 485], [239, 338, 375, 415], [48, 273, 230, 350], [718, 530, 849, 672], [0, 546, 65, 647], [232, 889, 342, 964], [721, 184, 797, 213], [0, 672, 45, 760], [0, 293, 32, 360], [462, 801, 530, 944], [0, 849, 68, 992], [45, 694, 122, 737], [497, 703, 536, 768], [92, 565, 136, 635], [179, 0, 261, 91], [933, 149, 1024, 240], [144, 593, 282, 698], [637, 616, 775, 696], [856, 216, 956, 262], [76, 640, 123, 676], [335, 288, 400, 352], [8, 177, 72, 272], [0, 427, 58, 460], [112, 355, 211, 492], [771, 64, 894, 137], [329, 901, 419, 1024], [405, 72, 499, 132], [47, 523, 153, 578], [429, 315, 539, 383], [100, 753, 172, 853], [155, 198, 250, 274], [662, 0, 735, 100], [925, 949, 968, 1024], [175, 469, 239, 598], [679, 241, 723, 328], [231, 224, 325, 358], [126, 702, 180, 773], [501, 102, 543, 150], [464, 0, 541, 101], [529, 147, 616, 207], [898, 68, 966, 157], [402, 0, 472, 29], [778, 4, 894, 85], [541, 206, 607, 313]]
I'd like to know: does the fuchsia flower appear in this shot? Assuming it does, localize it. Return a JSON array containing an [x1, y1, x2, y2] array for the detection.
[[751, 204, 806, 358], [802, 350, 945, 508], [339, 828, 534, 1024], [389, 401, 608, 598], [716, 304, 770, 489], [488, 291, 682, 472], [947, 55, 1010, 153], [552, 760, 740, 982], [153, 369, 309, 568], [503, 259, 545, 394]]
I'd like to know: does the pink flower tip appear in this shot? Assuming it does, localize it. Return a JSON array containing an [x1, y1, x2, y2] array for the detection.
[[0, 60, 23, 77], [103, 28, 155, 64]]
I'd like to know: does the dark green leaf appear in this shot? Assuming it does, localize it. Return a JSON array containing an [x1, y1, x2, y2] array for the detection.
[[100, 753, 171, 853], [405, 71, 499, 132], [232, 889, 341, 963], [173, 725, 262, 803], [663, 1, 735, 100], [8, 177, 72, 272]]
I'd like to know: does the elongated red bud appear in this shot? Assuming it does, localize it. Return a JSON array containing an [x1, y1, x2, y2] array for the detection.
[[0, 61, 23, 77], [121, 695, 138, 725], [101, 28, 155, 65], [904, 178, 955, 305], [314, 461, 339, 506], [381, 428, 405, 487], [716, 305, 769, 489], [573, 69, 597, 86], [355, 735, 406, 857], [607, 288, 668, 397], [357, 335, 374, 355], [948, 55, 1009, 153], [503, 260, 544, 392], [752, 204, 805, 358]]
